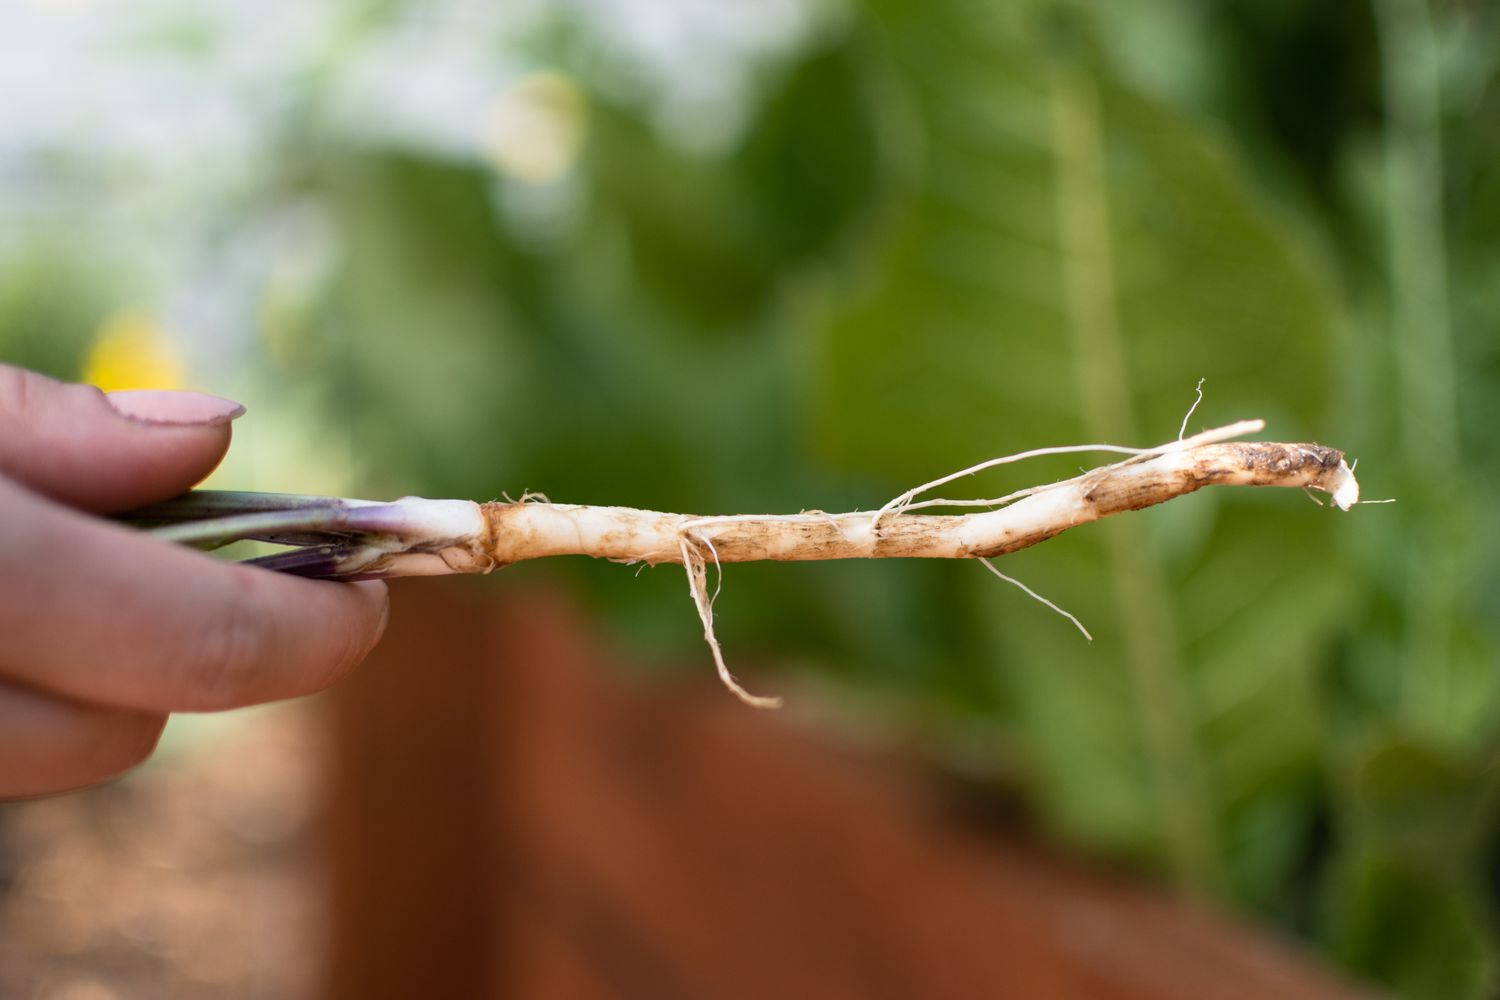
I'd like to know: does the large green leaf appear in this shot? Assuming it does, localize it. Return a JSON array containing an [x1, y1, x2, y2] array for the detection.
[[816, 0, 1350, 896]]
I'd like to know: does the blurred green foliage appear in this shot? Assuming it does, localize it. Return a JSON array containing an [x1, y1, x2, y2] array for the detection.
[[3, 0, 1499, 994]]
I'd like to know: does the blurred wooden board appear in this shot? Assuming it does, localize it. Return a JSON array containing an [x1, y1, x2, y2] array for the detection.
[[324, 580, 1374, 1000]]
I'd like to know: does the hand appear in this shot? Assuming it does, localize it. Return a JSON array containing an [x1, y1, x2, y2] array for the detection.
[[0, 365, 389, 798]]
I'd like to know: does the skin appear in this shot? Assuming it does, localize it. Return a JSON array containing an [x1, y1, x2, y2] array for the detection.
[[0, 365, 389, 798]]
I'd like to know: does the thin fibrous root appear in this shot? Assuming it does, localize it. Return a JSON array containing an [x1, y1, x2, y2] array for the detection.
[[679, 533, 782, 709], [978, 558, 1093, 641], [869, 418, 1266, 529], [1178, 378, 1206, 440]]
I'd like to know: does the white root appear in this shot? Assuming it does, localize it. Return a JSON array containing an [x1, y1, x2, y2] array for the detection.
[[341, 420, 1361, 707], [680, 533, 783, 709], [1178, 378, 1206, 440], [978, 558, 1093, 641]]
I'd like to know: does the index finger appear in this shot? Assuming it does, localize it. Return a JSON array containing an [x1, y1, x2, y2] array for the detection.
[[0, 365, 240, 513]]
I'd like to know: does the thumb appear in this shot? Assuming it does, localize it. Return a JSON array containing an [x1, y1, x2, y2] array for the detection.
[[0, 364, 244, 512]]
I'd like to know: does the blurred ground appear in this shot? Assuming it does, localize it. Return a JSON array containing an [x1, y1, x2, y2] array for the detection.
[[0, 705, 323, 1000]]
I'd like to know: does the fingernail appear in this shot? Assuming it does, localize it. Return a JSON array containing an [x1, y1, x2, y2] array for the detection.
[[106, 389, 246, 427]]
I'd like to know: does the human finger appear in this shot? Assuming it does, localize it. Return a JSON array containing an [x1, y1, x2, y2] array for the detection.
[[0, 364, 242, 513], [0, 678, 167, 799]]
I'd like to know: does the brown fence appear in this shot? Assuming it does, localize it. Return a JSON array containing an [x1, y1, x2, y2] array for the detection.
[[323, 580, 1372, 1000]]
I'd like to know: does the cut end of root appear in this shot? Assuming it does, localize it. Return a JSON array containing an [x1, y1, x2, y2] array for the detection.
[[1328, 459, 1361, 511]]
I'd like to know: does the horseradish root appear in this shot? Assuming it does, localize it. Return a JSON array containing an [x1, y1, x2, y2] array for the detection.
[[126, 420, 1363, 706]]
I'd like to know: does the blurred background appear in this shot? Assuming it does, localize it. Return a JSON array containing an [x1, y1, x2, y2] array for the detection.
[[1, 0, 1497, 996]]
